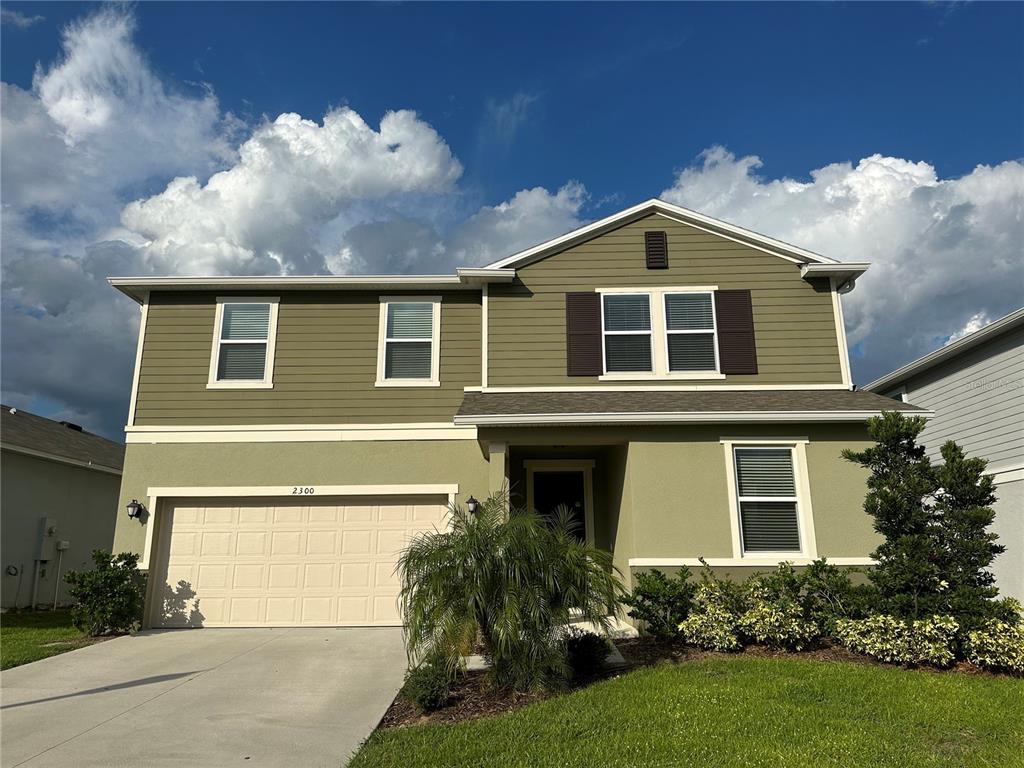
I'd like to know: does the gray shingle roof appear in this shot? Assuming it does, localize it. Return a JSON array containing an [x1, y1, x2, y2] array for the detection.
[[456, 389, 926, 425], [1, 405, 124, 472]]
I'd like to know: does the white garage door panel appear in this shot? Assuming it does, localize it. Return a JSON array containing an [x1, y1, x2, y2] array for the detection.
[[154, 496, 447, 628]]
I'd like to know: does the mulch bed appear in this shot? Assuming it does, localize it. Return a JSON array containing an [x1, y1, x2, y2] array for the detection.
[[377, 636, 1008, 730]]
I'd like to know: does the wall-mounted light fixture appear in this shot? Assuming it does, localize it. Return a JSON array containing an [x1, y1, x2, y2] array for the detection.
[[126, 499, 146, 519], [466, 496, 479, 514]]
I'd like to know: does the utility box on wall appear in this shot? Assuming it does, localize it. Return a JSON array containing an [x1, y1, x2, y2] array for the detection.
[[36, 517, 57, 561]]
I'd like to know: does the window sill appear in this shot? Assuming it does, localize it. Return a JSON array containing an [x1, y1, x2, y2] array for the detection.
[[374, 379, 441, 388], [206, 381, 274, 390], [598, 372, 727, 382]]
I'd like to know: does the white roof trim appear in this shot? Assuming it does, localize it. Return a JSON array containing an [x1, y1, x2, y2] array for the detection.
[[2, 443, 122, 475], [484, 198, 842, 270], [454, 409, 932, 427], [108, 271, 515, 304], [864, 307, 1024, 393]]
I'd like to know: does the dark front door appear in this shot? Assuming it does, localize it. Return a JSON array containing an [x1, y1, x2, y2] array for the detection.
[[532, 471, 586, 541]]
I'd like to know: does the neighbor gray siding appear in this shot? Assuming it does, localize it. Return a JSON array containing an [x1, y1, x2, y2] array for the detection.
[[891, 325, 1023, 468]]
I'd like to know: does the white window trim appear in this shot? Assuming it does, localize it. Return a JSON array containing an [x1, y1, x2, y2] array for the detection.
[[206, 297, 279, 389], [721, 437, 817, 561], [596, 286, 726, 381], [375, 295, 441, 387]]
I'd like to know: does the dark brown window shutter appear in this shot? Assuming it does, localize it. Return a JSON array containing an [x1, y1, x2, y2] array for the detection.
[[645, 231, 668, 269], [565, 292, 602, 376], [715, 289, 758, 375]]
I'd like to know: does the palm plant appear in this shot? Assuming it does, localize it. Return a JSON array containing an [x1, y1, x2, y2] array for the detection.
[[398, 492, 623, 692]]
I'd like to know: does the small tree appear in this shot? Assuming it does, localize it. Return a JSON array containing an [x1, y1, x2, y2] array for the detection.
[[933, 441, 1005, 631], [65, 550, 146, 636], [398, 493, 623, 692], [843, 412, 943, 618]]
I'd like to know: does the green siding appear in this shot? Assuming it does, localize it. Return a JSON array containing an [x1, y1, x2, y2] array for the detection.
[[134, 290, 480, 425], [488, 213, 844, 386]]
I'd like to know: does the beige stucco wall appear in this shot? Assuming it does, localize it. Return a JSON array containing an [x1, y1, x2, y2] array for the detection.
[[481, 423, 876, 592], [114, 440, 490, 556], [1, 449, 119, 608]]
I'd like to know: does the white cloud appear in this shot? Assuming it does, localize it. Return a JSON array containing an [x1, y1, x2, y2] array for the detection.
[[329, 182, 588, 275], [946, 312, 991, 344], [122, 108, 464, 276], [662, 147, 1024, 383], [1, 9, 44, 28], [480, 91, 541, 146]]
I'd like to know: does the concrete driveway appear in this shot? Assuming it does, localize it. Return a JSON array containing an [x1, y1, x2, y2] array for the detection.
[[1, 628, 407, 768]]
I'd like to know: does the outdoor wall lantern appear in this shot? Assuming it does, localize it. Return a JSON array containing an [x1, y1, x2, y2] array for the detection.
[[126, 499, 146, 519], [466, 496, 480, 514]]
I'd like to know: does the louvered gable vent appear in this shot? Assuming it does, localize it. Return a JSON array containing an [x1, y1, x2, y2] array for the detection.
[[644, 231, 668, 269]]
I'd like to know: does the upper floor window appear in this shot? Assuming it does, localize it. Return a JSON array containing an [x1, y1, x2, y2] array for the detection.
[[733, 446, 803, 554], [664, 292, 718, 372], [207, 298, 279, 389], [598, 287, 723, 380], [602, 294, 653, 373], [376, 297, 441, 387]]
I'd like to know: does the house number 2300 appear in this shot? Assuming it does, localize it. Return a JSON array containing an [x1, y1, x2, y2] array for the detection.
[[291, 486, 315, 495]]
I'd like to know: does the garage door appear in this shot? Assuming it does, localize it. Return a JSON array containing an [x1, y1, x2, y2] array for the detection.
[[151, 495, 448, 628]]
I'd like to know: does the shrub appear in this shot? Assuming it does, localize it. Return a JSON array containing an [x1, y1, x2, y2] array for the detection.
[[64, 550, 146, 636], [798, 559, 876, 631], [565, 628, 611, 678], [622, 568, 695, 638], [738, 571, 817, 650], [964, 620, 1024, 674], [399, 494, 623, 692], [835, 614, 959, 667], [677, 578, 742, 651], [402, 658, 453, 713]]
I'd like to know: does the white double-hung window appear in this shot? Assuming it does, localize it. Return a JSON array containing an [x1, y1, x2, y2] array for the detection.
[[602, 294, 653, 373], [207, 298, 279, 388], [599, 287, 722, 379], [664, 292, 718, 372], [376, 297, 441, 386], [732, 446, 804, 555]]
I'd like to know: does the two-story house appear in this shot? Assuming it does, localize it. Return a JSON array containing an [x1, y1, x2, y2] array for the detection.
[[109, 199, 925, 629]]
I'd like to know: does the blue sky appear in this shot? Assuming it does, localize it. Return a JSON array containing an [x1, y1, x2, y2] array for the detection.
[[2, 2, 1022, 438], [4, 2, 1021, 209]]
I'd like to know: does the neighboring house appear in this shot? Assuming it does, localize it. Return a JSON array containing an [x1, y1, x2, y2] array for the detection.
[[108, 199, 925, 629], [865, 308, 1024, 602], [1, 406, 124, 609]]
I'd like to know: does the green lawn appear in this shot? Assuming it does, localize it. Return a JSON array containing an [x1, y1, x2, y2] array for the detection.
[[350, 657, 1023, 768], [0, 610, 94, 669]]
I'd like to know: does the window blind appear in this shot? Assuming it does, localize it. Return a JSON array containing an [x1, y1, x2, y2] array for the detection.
[[668, 335, 716, 371], [735, 448, 800, 553], [665, 293, 713, 331], [217, 344, 267, 380], [603, 295, 651, 331], [221, 303, 270, 340], [387, 303, 433, 338]]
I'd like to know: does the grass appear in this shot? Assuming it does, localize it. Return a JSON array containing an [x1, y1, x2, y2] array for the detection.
[[0, 610, 94, 670], [350, 656, 1023, 768]]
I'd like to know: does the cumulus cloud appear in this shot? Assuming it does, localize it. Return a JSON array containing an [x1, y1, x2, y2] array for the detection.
[[662, 147, 1024, 383], [330, 182, 588, 275], [122, 108, 463, 275]]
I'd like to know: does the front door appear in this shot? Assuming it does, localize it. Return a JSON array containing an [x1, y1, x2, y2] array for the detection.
[[531, 470, 586, 542]]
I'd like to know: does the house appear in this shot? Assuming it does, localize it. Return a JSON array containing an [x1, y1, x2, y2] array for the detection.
[[1, 406, 124, 609], [865, 308, 1023, 602], [108, 199, 925, 629]]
